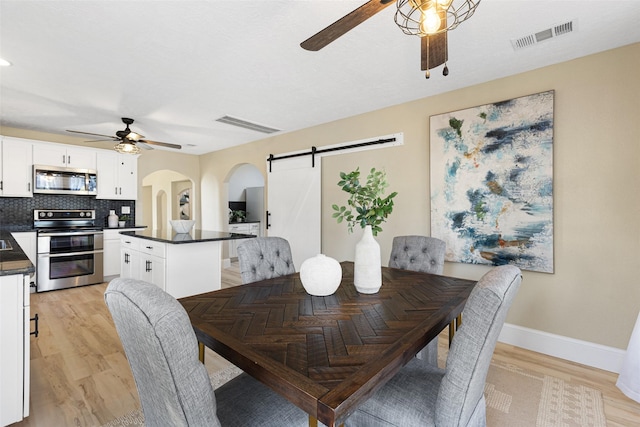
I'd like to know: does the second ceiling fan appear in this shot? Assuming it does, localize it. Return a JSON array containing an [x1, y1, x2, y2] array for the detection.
[[67, 117, 182, 154], [300, 0, 480, 78]]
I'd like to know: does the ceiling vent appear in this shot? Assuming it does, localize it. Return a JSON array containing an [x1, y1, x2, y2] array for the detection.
[[215, 115, 280, 134], [511, 20, 575, 51]]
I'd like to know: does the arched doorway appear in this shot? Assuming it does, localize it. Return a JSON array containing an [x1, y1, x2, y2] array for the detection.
[[142, 170, 194, 231]]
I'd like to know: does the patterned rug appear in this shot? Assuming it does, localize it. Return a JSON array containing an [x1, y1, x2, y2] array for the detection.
[[103, 360, 606, 427]]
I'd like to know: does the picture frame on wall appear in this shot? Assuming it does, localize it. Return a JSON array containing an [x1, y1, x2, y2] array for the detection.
[[430, 90, 554, 273]]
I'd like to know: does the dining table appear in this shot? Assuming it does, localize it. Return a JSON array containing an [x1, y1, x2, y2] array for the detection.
[[178, 261, 477, 427]]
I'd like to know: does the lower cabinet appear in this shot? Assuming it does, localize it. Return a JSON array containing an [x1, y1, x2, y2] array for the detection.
[[0, 274, 30, 426], [120, 235, 222, 299], [103, 228, 138, 277], [228, 222, 260, 259]]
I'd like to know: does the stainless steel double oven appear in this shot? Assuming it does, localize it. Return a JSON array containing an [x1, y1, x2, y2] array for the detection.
[[35, 209, 103, 292]]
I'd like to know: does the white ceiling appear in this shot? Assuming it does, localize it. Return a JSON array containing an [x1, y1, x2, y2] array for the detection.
[[1, 0, 639, 155]]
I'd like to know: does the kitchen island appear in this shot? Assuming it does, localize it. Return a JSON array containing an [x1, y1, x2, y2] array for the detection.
[[119, 229, 254, 299]]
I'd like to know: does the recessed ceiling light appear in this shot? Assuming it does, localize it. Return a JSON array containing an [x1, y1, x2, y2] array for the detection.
[[0, 58, 12, 67]]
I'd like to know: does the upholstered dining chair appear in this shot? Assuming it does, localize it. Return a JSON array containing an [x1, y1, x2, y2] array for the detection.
[[345, 265, 523, 427], [237, 236, 296, 285], [388, 235, 447, 365], [388, 235, 446, 274], [105, 278, 309, 427]]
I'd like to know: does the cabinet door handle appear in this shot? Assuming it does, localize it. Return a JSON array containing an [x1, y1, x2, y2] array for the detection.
[[62, 154, 66, 164], [146, 260, 152, 272], [67, 155, 71, 164], [124, 253, 129, 264], [266, 210, 271, 229], [115, 187, 118, 195], [30, 313, 39, 337]]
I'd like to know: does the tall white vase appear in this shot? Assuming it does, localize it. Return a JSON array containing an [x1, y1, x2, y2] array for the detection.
[[354, 225, 382, 294]]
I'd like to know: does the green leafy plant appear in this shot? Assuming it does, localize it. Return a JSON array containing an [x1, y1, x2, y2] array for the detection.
[[332, 167, 398, 236], [229, 209, 246, 222], [119, 215, 130, 222]]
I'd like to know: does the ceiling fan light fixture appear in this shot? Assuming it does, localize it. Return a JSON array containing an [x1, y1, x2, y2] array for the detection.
[[114, 141, 141, 155], [395, 0, 480, 37]]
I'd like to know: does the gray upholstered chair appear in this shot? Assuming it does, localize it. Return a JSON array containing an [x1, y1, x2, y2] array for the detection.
[[237, 236, 296, 285], [345, 265, 523, 427], [389, 235, 446, 365], [389, 235, 446, 274], [105, 278, 308, 427]]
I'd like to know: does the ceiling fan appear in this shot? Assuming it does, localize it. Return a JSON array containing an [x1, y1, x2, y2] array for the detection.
[[67, 117, 182, 154], [301, 0, 479, 78]]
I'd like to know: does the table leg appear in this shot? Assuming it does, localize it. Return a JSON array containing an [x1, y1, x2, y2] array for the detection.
[[309, 415, 343, 427], [198, 341, 205, 363]]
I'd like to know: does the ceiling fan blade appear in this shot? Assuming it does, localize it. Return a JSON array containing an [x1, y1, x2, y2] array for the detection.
[[421, 32, 448, 70], [67, 129, 118, 140], [140, 139, 182, 150], [136, 142, 155, 150], [300, 0, 396, 51]]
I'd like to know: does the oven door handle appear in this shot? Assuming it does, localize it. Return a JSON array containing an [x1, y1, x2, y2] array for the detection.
[[37, 231, 103, 238], [38, 250, 104, 258]]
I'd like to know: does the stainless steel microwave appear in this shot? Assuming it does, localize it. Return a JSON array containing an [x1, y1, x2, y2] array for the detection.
[[33, 165, 97, 195]]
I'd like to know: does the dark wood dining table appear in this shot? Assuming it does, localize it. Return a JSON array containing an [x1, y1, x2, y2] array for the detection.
[[179, 261, 477, 427]]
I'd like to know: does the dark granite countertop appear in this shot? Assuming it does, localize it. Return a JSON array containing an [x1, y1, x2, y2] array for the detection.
[[103, 225, 147, 231], [0, 230, 35, 277], [228, 221, 260, 225], [121, 229, 256, 244]]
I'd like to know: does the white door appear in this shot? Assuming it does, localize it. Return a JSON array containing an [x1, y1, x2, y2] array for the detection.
[[267, 156, 321, 271]]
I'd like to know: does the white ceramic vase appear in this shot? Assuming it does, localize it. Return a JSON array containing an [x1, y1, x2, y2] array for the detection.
[[299, 254, 342, 296], [108, 210, 119, 228], [354, 225, 382, 294]]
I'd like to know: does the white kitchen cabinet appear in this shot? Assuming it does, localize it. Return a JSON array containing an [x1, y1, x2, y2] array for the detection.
[[120, 234, 223, 299], [1, 136, 33, 197], [103, 228, 138, 277], [228, 222, 260, 259], [0, 274, 30, 426], [96, 151, 138, 200], [120, 235, 166, 290], [32, 141, 96, 170], [11, 231, 37, 286]]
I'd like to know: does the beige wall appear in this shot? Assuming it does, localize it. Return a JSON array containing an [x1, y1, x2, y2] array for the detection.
[[199, 43, 640, 350]]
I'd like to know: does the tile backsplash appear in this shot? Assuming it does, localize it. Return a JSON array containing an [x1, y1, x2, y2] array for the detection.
[[0, 195, 136, 230]]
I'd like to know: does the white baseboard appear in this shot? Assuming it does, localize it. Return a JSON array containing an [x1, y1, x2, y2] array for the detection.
[[499, 323, 626, 373]]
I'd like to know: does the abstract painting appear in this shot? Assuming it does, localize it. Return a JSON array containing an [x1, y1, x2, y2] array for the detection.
[[430, 91, 554, 273]]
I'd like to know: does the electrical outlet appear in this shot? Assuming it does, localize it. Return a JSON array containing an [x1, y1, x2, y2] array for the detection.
[[121, 206, 131, 215]]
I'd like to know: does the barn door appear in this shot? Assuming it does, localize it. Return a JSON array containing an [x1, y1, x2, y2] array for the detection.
[[267, 156, 321, 270]]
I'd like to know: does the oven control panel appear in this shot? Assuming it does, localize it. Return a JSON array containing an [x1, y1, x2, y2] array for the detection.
[[34, 210, 96, 220]]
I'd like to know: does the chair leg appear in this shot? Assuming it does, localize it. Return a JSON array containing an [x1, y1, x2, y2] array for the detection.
[[198, 341, 205, 363], [448, 314, 463, 347]]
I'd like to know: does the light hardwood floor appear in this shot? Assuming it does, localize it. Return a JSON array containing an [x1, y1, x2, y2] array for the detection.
[[15, 264, 640, 426]]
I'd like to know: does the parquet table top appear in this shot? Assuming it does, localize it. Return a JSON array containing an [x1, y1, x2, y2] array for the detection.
[[179, 261, 477, 426]]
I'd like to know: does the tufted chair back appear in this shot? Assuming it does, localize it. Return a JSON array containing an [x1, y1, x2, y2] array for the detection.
[[389, 235, 446, 275], [237, 237, 296, 284]]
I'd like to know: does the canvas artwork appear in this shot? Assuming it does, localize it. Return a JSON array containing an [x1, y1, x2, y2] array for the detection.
[[430, 90, 554, 273]]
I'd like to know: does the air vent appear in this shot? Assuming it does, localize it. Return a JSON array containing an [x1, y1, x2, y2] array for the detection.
[[511, 20, 575, 51], [215, 115, 280, 134]]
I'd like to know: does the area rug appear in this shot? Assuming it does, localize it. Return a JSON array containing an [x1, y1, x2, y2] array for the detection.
[[103, 361, 605, 427], [485, 358, 606, 427]]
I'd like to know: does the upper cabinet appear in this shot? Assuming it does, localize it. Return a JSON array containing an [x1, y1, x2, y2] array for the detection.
[[32, 141, 96, 170], [96, 151, 138, 200], [0, 137, 33, 197]]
